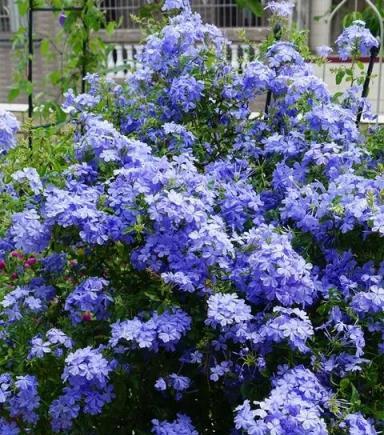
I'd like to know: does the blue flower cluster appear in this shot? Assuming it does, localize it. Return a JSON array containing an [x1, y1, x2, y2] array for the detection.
[[336, 20, 379, 60], [50, 347, 114, 432], [0, 109, 19, 154], [29, 328, 73, 359], [1, 279, 55, 322], [0, 374, 40, 425], [206, 293, 252, 327], [234, 365, 331, 434], [232, 225, 316, 306], [110, 308, 191, 352], [0, 2, 383, 433], [152, 413, 198, 434], [65, 277, 112, 324], [11, 167, 43, 195], [265, 0, 295, 18]]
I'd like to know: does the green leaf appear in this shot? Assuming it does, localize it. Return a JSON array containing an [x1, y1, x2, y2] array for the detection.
[[17, 0, 29, 16], [235, 0, 263, 17], [23, 80, 33, 95], [106, 21, 116, 35], [336, 70, 345, 85], [340, 378, 351, 391], [40, 39, 50, 57], [49, 70, 62, 85], [374, 410, 384, 420], [8, 87, 20, 102], [357, 61, 365, 70]]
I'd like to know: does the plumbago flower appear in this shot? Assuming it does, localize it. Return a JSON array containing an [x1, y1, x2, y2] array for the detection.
[[29, 328, 73, 359], [0, 109, 19, 154], [11, 167, 43, 195], [206, 293, 252, 327], [232, 225, 316, 306], [64, 277, 112, 324], [340, 412, 377, 434], [234, 366, 331, 434], [109, 308, 191, 352], [265, 1, 295, 18], [154, 373, 191, 399], [9, 209, 51, 254], [152, 414, 198, 434], [49, 347, 115, 432], [0, 3, 383, 433], [0, 374, 40, 425], [336, 20, 379, 60], [1, 279, 55, 322]]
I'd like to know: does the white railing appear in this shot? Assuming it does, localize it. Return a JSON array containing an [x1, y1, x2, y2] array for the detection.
[[106, 42, 257, 79]]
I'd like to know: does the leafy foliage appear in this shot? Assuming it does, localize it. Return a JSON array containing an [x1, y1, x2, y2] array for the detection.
[[9, 0, 117, 122]]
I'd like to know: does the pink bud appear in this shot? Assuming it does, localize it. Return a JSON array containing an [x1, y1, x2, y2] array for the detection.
[[0, 260, 6, 270], [24, 257, 37, 268], [82, 311, 92, 322]]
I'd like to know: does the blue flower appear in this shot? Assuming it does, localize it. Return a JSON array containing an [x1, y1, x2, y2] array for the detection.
[[41, 252, 67, 275], [351, 286, 384, 315], [206, 293, 252, 328], [11, 168, 43, 194], [259, 307, 314, 353], [50, 347, 115, 431], [110, 308, 191, 352], [234, 366, 331, 434], [336, 20, 379, 60], [340, 412, 377, 435], [209, 361, 232, 381], [0, 418, 20, 434], [232, 225, 316, 306], [162, 0, 190, 11], [29, 329, 73, 359], [152, 414, 198, 434], [0, 110, 19, 154], [9, 209, 51, 254], [265, 1, 295, 17], [169, 74, 204, 112], [64, 277, 113, 324], [6, 375, 40, 425]]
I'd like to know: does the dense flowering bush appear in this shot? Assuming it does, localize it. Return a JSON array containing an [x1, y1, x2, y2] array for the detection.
[[0, 1, 383, 433]]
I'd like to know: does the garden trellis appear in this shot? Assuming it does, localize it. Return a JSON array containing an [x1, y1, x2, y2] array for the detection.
[[27, 1, 85, 120]]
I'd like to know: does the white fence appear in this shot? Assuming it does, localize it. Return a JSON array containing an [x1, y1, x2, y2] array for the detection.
[[106, 42, 258, 79], [107, 46, 384, 116]]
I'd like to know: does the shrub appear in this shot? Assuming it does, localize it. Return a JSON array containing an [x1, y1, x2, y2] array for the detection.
[[0, 1, 383, 434]]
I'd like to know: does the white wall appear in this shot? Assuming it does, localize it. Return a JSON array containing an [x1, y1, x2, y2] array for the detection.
[[311, 61, 384, 116]]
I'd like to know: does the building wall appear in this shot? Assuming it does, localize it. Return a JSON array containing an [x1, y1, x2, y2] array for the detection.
[[0, 11, 61, 104], [0, 39, 18, 102]]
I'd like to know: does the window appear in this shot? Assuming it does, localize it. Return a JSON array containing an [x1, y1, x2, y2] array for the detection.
[[0, 0, 10, 32], [0, 0, 20, 33]]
